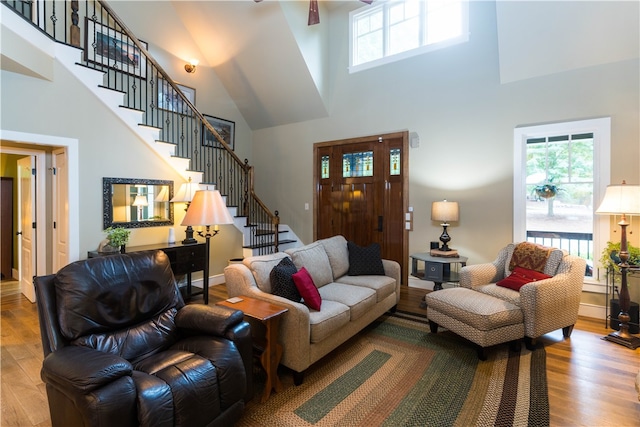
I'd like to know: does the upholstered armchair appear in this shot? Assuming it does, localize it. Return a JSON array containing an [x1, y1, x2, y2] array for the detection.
[[459, 242, 587, 345], [34, 250, 253, 427]]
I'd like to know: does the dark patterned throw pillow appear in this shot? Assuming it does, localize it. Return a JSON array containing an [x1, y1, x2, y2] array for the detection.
[[270, 257, 301, 302], [347, 241, 385, 276]]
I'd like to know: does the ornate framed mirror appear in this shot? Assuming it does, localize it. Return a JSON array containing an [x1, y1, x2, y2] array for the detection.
[[103, 177, 174, 229]]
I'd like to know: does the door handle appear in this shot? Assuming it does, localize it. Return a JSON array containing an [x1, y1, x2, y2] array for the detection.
[[377, 216, 383, 232]]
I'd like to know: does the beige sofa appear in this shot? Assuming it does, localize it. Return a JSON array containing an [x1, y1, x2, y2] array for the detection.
[[223, 235, 401, 384]]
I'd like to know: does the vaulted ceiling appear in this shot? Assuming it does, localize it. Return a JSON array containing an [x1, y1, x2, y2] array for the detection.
[[109, 1, 361, 130], [108, 1, 640, 132]]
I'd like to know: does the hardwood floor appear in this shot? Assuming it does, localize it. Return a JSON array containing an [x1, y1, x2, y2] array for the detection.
[[2, 282, 639, 426]]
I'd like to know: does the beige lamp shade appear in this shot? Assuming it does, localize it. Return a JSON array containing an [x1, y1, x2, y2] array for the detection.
[[132, 194, 148, 206], [431, 200, 459, 223], [181, 190, 234, 226], [155, 186, 170, 202], [171, 179, 198, 203], [595, 181, 640, 216]]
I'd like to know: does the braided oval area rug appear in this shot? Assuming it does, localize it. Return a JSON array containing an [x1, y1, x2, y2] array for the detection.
[[237, 312, 549, 427]]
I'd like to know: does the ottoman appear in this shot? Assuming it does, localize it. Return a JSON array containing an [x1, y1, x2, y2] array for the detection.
[[425, 287, 524, 359]]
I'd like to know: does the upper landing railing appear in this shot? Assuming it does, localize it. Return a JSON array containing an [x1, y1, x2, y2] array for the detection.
[[3, 0, 280, 253]]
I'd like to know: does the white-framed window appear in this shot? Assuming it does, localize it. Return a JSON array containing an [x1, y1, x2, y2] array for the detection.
[[513, 118, 611, 283], [349, 0, 469, 73]]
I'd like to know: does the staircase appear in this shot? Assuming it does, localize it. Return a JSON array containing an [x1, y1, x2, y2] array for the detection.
[[1, 0, 299, 257]]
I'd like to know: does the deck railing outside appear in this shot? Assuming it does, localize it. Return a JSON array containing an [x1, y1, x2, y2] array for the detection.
[[527, 230, 594, 276]]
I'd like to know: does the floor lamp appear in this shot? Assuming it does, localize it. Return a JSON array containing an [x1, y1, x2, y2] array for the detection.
[[595, 181, 640, 349], [181, 189, 234, 304]]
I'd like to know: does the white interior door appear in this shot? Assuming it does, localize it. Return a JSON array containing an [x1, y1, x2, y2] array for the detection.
[[17, 156, 36, 302], [52, 149, 69, 271]]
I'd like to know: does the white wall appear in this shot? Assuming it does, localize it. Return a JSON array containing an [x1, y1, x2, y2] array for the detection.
[[0, 59, 243, 276], [250, 1, 640, 269]]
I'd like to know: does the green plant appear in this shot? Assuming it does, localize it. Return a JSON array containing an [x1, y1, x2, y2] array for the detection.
[[599, 241, 640, 272], [105, 226, 130, 247]]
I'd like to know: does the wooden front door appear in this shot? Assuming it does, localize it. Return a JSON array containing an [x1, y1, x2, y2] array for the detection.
[[314, 132, 408, 285]]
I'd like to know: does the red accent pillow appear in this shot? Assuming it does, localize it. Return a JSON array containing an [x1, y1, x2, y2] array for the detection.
[[496, 266, 552, 291], [292, 267, 322, 310]]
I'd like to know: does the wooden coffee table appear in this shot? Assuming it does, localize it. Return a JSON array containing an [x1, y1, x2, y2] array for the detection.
[[217, 295, 288, 402]]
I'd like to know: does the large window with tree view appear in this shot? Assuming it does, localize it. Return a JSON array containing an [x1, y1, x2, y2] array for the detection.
[[526, 134, 594, 275], [514, 118, 611, 280]]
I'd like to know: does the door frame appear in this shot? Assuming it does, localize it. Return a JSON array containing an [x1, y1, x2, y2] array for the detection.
[[52, 148, 69, 272], [313, 131, 409, 286], [17, 155, 39, 301], [0, 130, 80, 294]]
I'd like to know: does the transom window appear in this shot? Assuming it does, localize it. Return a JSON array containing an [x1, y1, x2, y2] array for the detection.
[[349, 0, 469, 72]]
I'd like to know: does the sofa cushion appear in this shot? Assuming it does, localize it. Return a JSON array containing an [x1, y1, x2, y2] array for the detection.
[[292, 267, 322, 311], [308, 301, 350, 343], [243, 253, 290, 293], [270, 257, 301, 302], [335, 275, 396, 303], [318, 283, 376, 321], [347, 241, 385, 276], [497, 266, 552, 291], [318, 235, 349, 279], [286, 242, 334, 287], [505, 242, 564, 277]]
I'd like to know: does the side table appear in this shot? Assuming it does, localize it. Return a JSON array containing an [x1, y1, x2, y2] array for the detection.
[[217, 296, 288, 403], [410, 253, 468, 290]]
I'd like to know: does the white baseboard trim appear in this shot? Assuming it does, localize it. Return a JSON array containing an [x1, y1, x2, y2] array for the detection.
[[579, 303, 606, 321]]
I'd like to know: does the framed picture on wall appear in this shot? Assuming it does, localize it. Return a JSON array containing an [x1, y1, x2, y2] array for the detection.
[[84, 18, 148, 79], [202, 115, 235, 150], [157, 79, 196, 115]]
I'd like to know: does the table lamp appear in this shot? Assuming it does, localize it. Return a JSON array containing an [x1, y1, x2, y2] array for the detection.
[[431, 200, 459, 251], [595, 180, 640, 349]]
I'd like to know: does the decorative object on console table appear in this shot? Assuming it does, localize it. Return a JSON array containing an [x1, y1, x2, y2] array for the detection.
[[100, 226, 130, 254], [171, 177, 199, 244], [431, 200, 459, 252], [595, 180, 640, 349], [181, 189, 235, 304]]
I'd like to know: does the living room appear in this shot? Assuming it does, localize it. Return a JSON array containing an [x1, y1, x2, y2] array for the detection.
[[1, 0, 639, 425]]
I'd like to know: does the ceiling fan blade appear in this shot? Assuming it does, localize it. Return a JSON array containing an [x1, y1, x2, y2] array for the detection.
[[308, 0, 320, 25]]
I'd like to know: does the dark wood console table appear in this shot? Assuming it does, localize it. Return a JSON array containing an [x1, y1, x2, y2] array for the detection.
[[88, 241, 209, 303]]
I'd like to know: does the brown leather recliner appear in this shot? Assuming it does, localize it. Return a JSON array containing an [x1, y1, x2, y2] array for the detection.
[[34, 250, 253, 427]]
